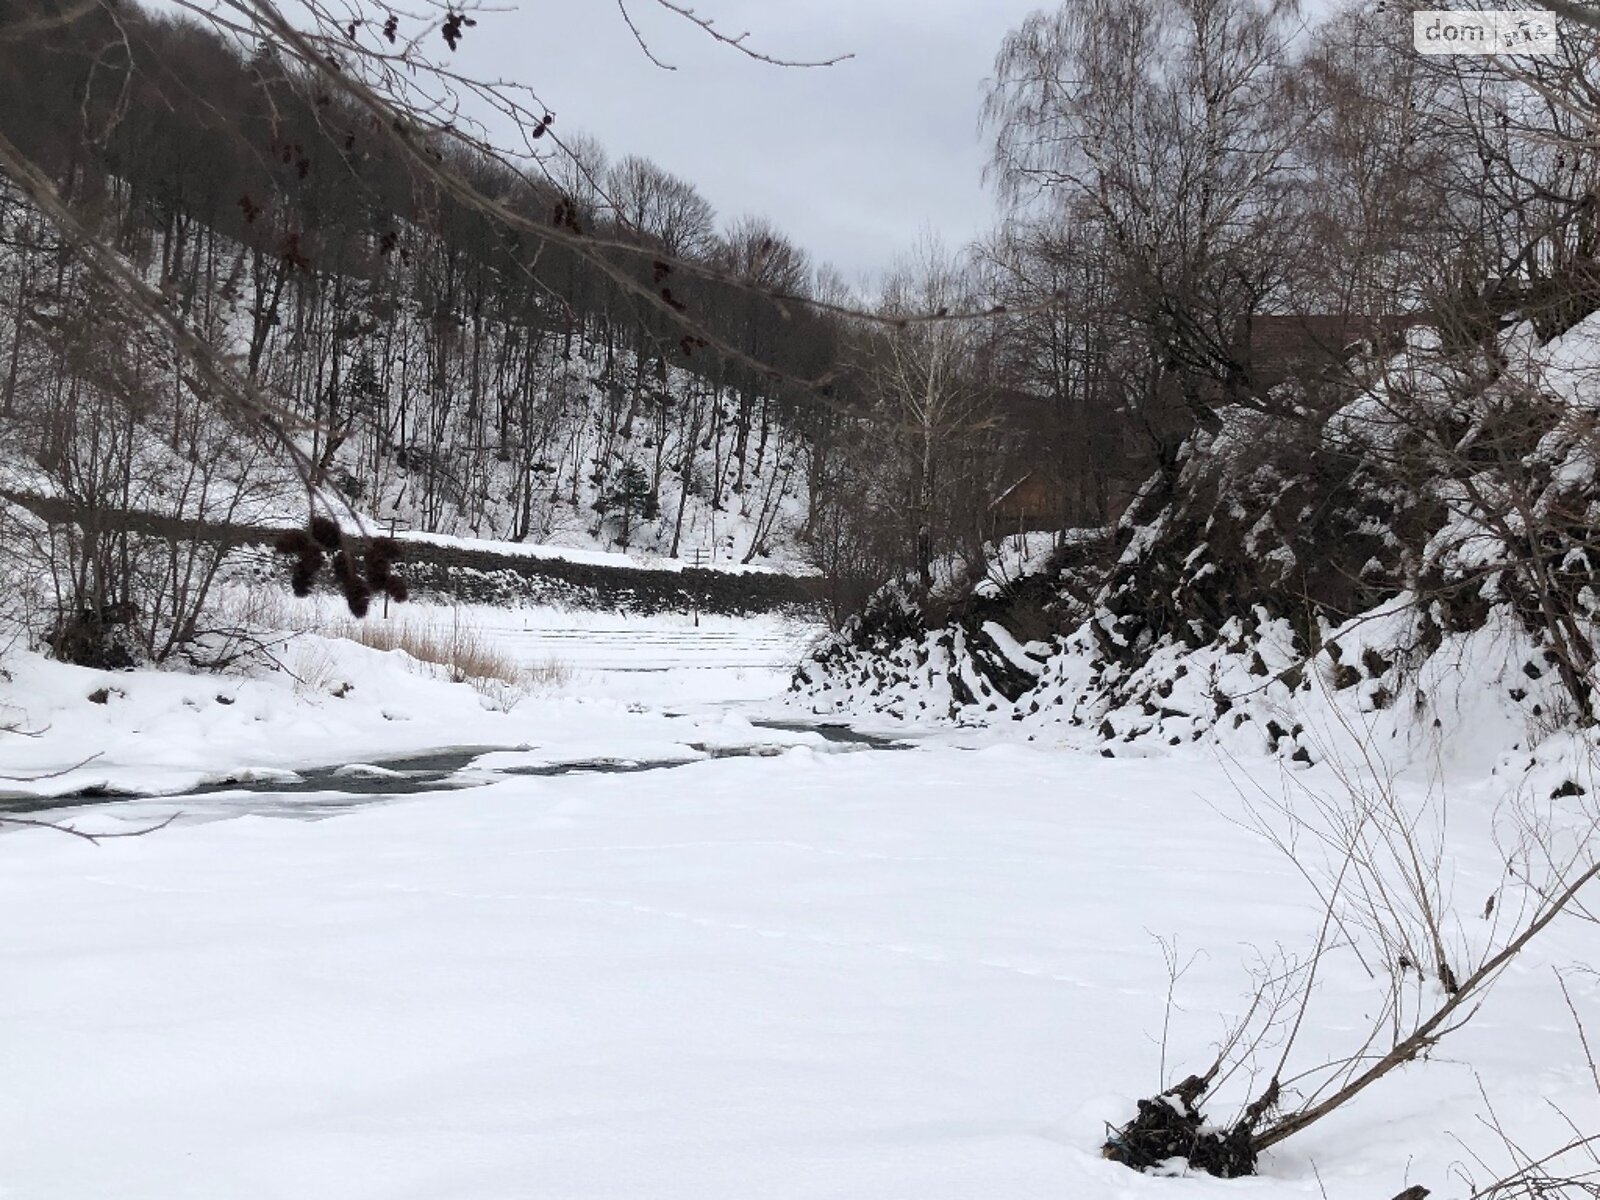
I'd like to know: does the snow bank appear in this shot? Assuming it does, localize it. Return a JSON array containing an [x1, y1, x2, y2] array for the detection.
[[0, 599, 822, 804]]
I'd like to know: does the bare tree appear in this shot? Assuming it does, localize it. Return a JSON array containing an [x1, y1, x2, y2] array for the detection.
[[607, 155, 718, 261], [867, 240, 999, 590], [986, 0, 1312, 439]]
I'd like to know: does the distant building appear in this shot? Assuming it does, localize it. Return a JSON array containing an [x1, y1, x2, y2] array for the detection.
[[1234, 313, 1421, 394], [989, 472, 1064, 534], [986, 313, 1422, 535]]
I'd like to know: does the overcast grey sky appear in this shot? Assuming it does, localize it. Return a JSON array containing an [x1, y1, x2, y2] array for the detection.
[[461, 0, 1047, 284]]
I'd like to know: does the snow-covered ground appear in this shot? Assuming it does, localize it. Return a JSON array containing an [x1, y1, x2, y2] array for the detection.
[[462, 604, 822, 708], [1, 603, 1595, 1200]]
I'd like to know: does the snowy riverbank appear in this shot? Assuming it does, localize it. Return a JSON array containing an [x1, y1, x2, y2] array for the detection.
[[1, 602, 1595, 1200]]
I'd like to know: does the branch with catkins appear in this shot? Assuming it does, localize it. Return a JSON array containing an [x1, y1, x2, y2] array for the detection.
[[273, 517, 408, 617]]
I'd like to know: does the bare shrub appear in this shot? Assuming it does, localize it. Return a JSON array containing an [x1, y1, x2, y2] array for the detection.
[[0, 275, 301, 669], [288, 641, 342, 698], [1452, 969, 1600, 1200], [1108, 719, 1599, 1176]]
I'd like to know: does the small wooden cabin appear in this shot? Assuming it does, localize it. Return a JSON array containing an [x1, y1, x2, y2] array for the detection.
[[990, 472, 1064, 533]]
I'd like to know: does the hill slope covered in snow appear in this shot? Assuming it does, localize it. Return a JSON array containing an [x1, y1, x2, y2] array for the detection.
[[794, 310, 1600, 783]]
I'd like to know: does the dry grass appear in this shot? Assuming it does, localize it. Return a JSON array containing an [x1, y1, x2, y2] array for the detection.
[[331, 612, 529, 708], [259, 595, 570, 708], [332, 614, 523, 688], [289, 641, 341, 698], [522, 656, 574, 692], [231, 586, 573, 707]]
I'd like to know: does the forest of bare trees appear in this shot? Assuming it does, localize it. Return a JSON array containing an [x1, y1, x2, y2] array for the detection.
[[5, 0, 1600, 680], [0, 0, 1078, 660]]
